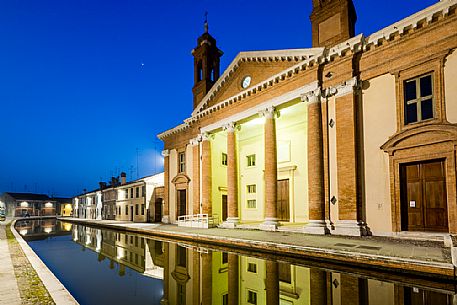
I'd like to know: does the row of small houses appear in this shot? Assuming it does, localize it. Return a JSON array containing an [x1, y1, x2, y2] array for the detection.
[[0, 193, 72, 217], [73, 172, 164, 223]]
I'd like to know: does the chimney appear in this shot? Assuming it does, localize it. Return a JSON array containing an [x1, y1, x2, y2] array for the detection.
[[99, 182, 107, 190], [110, 177, 119, 187], [120, 172, 127, 185]]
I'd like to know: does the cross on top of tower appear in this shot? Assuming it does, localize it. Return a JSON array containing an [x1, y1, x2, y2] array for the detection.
[[204, 11, 208, 33]]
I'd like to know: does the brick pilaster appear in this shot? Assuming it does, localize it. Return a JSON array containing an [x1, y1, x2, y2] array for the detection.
[[191, 140, 201, 215], [265, 260, 279, 305], [304, 91, 328, 234], [222, 122, 239, 227], [201, 252, 212, 305], [261, 107, 278, 230], [201, 135, 212, 216], [228, 253, 239, 305]]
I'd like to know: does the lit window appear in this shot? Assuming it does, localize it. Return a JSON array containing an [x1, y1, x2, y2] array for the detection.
[[247, 184, 256, 193], [247, 200, 256, 209], [247, 154, 256, 167], [222, 153, 228, 166], [404, 74, 434, 124], [247, 262, 257, 273], [247, 290, 257, 305], [179, 152, 186, 173]]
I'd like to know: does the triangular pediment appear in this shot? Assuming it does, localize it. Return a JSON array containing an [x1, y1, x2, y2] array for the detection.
[[192, 48, 324, 115]]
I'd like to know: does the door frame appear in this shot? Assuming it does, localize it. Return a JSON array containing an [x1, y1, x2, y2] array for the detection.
[[382, 124, 457, 233]]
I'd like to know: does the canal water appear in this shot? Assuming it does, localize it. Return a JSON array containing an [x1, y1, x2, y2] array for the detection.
[[15, 219, 456, 305]]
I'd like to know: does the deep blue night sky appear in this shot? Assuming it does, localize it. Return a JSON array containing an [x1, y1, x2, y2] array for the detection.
[[0, 0, 437, 197]]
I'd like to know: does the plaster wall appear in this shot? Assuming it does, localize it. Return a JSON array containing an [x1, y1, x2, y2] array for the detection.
[[445, 49, 457, 124], [362, 74, 397, 235], [211, 132, 228, 223]]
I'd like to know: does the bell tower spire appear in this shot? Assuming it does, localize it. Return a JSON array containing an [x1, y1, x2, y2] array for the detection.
[[310, 0, 357, 48], [191, 12, 223, 110]]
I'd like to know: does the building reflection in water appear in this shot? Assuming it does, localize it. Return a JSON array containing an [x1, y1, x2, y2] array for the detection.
[[16, 220, 457, 305]]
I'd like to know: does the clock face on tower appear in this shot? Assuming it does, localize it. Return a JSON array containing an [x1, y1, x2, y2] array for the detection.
[[241, 76, 252, 89]]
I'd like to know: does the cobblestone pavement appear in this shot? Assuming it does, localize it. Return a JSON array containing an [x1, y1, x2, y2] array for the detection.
[[61, 218, 454, 278]]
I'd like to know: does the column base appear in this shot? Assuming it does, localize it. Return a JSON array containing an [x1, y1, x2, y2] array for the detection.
[[219, 217, 239, 229], [303, 220, 329, 235], [160, 299, 169, 305], [333, 220, 367, 236], [161, 215, 170, 224], [259, 218, 279, 231]]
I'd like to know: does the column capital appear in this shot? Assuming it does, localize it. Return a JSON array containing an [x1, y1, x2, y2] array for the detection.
[[200, 132, 214, 142], [323, 77, 360, 98], [222, 122, 240, 133], [161, 150, 170, 157], [301, 88, 322, 104], [259, 106, 278, 119], [189, 137, 200, 146]]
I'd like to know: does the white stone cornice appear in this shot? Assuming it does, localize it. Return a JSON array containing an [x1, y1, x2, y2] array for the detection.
[[161, 150, 170, 157], [364, 0, 457, 49]]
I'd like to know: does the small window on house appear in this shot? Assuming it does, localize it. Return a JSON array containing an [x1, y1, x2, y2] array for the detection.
[[247, 184, 256, 194], [247, 262, 257, 273], [142, 186, 145, 197], [404, 74, 434, 124], [125, 189, 129, 199], [247, 199, 256, 209], [130, 188, 134, 198], [222, 252, 228, 264], [125, 206, 128, 215], [247, 154, 256, 167], [136, 187, 139, 198], [177, 246, 187, 268], [222, 153, 228, 166], [222, 293, 228, 305], [179, 152, 186, 173], [135, 204, 139, 215], [247, 290, 257, 305], [141, 204, 145, 215]]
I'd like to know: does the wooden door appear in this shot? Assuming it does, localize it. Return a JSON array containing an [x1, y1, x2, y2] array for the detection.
[[277, 179, 290, 221], [401, 160, 447, 232], [154, 199, 162, 222], [222, 194, 228, 221], [177, 190, 187, 217]]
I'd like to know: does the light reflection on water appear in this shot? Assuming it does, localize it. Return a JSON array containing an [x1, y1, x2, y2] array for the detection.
[[15, 219, 456, 305]]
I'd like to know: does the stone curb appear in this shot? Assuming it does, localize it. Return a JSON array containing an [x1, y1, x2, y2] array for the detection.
[[62, 218, 455, 280], [11, 220, 79, 305]]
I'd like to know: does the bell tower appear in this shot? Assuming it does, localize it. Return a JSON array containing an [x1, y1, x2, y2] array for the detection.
[[192, 15, 223, 110], [310, 0, 357, 48]]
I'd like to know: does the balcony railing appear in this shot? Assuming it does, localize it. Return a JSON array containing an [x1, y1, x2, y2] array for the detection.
[[177, 213, 219, 228]]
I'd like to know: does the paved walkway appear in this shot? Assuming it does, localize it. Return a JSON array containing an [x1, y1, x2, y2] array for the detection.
[[0, 221, 21, 305], [61, 218, 455, 279]]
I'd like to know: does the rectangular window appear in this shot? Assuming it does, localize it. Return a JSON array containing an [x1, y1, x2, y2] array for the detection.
[[136, 187, 139, 198], [130, 188, 134, 198], [135, 204, 139, 215], [247, 290, 257, 305], [222, 252, 228, 264], [247, 154, 256, 167], [247, 199, 256, 209], [177, 246, 187, 268], [222, 293, 228, 305], [247, 184, 256, 193], [141, 204, 145, 215], [404, 74, 434, 124], [142, 186, 145, 197], [278, 262, 292, 283], [247, 262, 257, 273], [179, 152, 186, 173], [125, 206, 128, 215], [222, 153, 228, 166], [177, 283, 186, 305]]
